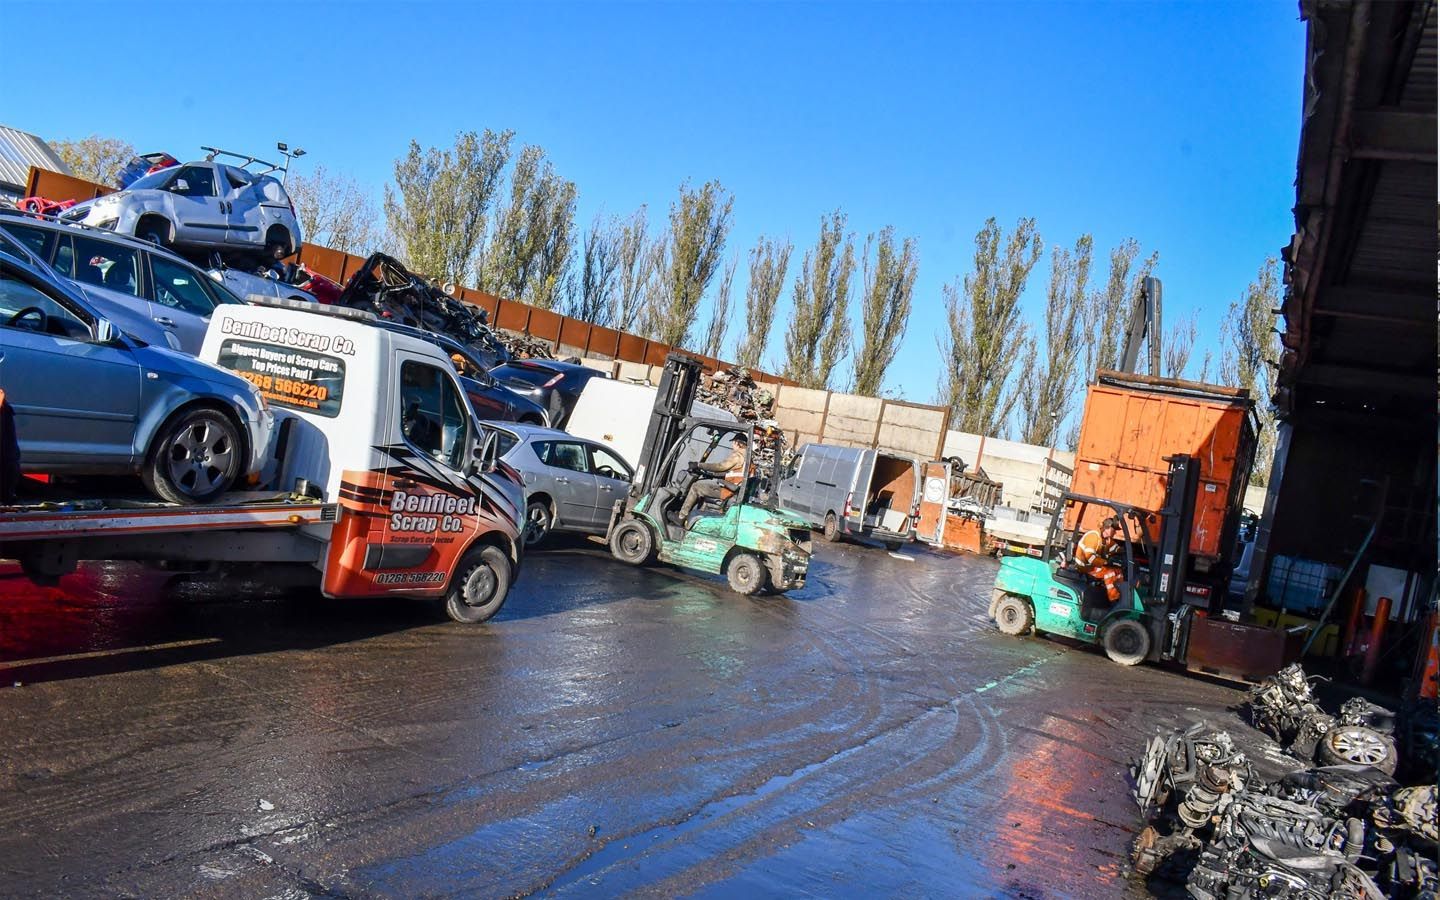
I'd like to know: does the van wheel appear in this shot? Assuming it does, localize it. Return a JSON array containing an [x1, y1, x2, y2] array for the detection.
[[726, 552, 765, 596], [1103, 619, 1150, 666], [136, 218, 171, 249], [610, 519, 655, 565], [822, 512, 841, 542], [883, 540, 903, 552], [444, 545, 511, 623], [994, 594, 1034, 636], [142, 406, 243, 504]]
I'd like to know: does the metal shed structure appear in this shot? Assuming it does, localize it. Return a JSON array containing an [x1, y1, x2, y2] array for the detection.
[[1255, 1, 1437, 641], [0, 125, 70, 201]]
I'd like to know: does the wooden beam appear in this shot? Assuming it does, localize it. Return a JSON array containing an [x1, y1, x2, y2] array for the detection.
[[1350, 109, 1436, 162], [1313, 285, 1432, 322]]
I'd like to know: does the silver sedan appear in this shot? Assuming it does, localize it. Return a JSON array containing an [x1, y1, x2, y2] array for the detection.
[[495, 424, 633, 547]]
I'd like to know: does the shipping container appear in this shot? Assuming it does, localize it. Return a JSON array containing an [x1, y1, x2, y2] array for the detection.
[[1068, 370, 1257, 567]]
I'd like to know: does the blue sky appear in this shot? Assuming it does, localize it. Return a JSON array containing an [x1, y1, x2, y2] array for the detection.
[[5, 1, 1304, 423]]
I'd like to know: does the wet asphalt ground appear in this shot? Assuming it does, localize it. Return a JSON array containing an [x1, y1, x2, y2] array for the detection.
[[0, 537, 1262, 898]]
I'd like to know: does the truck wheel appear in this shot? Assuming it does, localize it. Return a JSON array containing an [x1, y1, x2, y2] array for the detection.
[[1317, 726, 1398, 774], [524, 499, 552, 547], [142, 406, 243, 504], [726, 552, 765, 596], [444, 545, 511, 624], [1103, 619, 1150, 666], [610, 519, 654, 565], [822, 512, 841, 542], [994, 594, 1034, 636], [883, 540, 903, 552]]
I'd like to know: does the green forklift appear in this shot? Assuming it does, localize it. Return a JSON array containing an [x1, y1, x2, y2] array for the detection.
[[605, 353, 812, 595], [988, 454, 1209, 666]]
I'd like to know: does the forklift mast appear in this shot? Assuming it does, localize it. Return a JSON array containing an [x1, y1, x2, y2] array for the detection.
[[632, 353, 704, 496], [1152, 453, 1199, 613]]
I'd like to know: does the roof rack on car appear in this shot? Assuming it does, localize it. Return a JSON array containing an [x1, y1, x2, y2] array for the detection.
[[201, 146, 282, 177], [243, 294, 378, 324]]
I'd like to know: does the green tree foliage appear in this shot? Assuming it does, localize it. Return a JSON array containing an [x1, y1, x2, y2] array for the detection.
[[385, 129, 513, 284], [1019, 234, 1092, 446], [734, 236, 792, 369], [852, 227, 919, 396], [1221, 258, 1281, 485], [702, 257, 738, 358], [287, 166, 378, 255], [938, 217, 1043, 437], [53, 134, 135, 186], [783, 211, 855, 388], [646, 181, 733, 347], [480, 144, 578, 310]]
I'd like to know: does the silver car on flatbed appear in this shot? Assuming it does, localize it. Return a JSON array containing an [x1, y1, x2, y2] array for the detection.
[[493, 423, 633, 547]]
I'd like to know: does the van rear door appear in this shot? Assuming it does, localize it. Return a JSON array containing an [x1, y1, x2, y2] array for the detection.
[[850, 449, 878, 530]]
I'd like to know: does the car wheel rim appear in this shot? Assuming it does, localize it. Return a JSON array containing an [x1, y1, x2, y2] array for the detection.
[[167, 420, 233, 495], [1331, 728, 1387, 764], [526, 507, 548, 545], [465, 563, 498, 607]]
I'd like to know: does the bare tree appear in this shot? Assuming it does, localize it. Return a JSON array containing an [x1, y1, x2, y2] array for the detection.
[[568, 212, 620, 326], [480, 144, 578, 310], [1079, 238, 1159, 377], [938, 217, 1043, 437], [1019, 234, 1093, 446], [612, 207, 653, 332], [52, 134, 135, 186], [384, 129, 513, 284], [1163, 310, 1199, 379], [702, 257, 738, 358], [647, 180, 733, 347], [1221, 258, 1282, 485], [735, 236, 792, 369], [851, 227, 919, 396], [783, 211, 855, 388], [287, 166, 379, 255]]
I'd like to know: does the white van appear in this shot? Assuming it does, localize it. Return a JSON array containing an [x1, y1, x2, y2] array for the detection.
[[778, 443, 921, 549], [566, 377, 736, 469]]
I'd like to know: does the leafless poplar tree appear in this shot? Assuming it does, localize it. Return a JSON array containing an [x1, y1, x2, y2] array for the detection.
[[287, 166, 379, 255], [1019, 234, 1092, 446], [783, 211, 855, 388], [734, 236, 792, 370], [702, 257, 738, 358], [852, 227, 919, 396]]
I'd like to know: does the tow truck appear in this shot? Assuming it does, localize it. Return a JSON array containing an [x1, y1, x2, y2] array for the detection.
[[605, 353, 812, 595], [2, 298, 526, 624]]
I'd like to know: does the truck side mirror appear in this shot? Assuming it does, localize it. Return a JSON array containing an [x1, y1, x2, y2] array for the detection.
[[472, 430, 500, 475]]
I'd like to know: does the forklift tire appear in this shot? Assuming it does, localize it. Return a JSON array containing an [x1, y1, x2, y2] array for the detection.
[[994, 594, 1034, 636], [610, 519, 655, 566], [444, 545, 511, 624], [1102, 619, 1150, 666], [725, 552, 765, 596], [822, 512, 842, 542]]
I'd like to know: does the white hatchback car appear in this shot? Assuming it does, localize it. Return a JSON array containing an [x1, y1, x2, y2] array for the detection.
[[65, 159, 303, 260]]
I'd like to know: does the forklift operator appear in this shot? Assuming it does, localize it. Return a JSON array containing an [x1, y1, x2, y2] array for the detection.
[[676, 433, 748, 524], [1074, 517, 1124, 602]]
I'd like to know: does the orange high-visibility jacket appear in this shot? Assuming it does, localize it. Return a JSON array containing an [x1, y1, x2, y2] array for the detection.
[[1074, 530, 1118, 568]]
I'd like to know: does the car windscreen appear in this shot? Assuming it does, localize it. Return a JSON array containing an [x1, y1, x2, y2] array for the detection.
[[492, 364, 557, 388], [125, 168, 175, 191]]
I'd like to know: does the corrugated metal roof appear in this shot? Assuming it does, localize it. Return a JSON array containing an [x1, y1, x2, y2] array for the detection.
[[0, 124, 71, 193]]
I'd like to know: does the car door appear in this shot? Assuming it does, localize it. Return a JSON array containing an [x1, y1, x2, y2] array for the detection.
[[219, 165, 263, 247], [163, 164, 226, 244], [586, 443, 632, 527], [533, 439, 599, 527], [147, 255, 219, 354], [0, 260, 141, 466]]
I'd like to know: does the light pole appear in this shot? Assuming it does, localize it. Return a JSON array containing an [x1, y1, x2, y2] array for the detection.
[[276, 142, 306, 184]]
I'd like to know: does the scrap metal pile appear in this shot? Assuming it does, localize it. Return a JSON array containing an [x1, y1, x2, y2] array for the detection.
[[700, 367, 777, 421], [333, 253, 514, 368], [1129, 666, 1438, 899], [495, 330, 556, 361]]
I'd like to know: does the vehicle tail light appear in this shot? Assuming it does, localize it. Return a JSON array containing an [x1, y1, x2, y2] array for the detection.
[[844, 492, 854, 518], [543, 373, 564, 388]]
